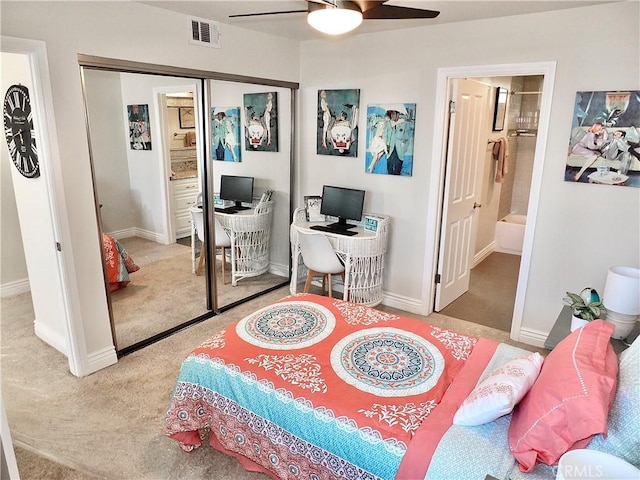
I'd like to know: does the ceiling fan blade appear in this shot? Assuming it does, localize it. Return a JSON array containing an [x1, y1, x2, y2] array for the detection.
[[229, 9, 308, 18], [229, 0, 337, 18], [355, 1, 440, 20]]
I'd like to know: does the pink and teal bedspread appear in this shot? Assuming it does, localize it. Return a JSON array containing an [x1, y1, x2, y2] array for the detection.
[[165, 293, 507, 479]]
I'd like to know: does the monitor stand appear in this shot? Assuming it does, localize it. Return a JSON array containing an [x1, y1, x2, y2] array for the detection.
[[326, 218, 356, 230], [233, 201, 250, 211]]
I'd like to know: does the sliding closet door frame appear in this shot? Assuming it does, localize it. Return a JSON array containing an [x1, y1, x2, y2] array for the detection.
[[78, 54, 298, 354]]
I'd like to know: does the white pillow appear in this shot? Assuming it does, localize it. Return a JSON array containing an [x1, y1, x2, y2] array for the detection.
[[453, 352, 544, 426]]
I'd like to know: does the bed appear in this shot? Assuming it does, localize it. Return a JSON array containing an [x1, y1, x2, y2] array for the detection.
[[165, 293, 639, 479], [102, 233, 140, 292]]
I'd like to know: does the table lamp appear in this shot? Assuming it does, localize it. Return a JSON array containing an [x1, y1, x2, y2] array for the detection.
[[602, 266, 640, 340]]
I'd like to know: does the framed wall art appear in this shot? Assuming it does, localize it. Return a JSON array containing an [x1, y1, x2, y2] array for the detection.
[[365, 103, 416, 176], [317, 88, 360, 157], [243, 92, 278, 152], [304, 195, 325, 222], [211, 106, 241, 162], [565, 90, 640, 187], [492, 87, 508, 131], [127, 104, 151, 150], [179, 107, 195, 128]]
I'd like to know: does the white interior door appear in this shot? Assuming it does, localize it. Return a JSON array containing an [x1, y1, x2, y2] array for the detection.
[[435, 78, 489, 310]]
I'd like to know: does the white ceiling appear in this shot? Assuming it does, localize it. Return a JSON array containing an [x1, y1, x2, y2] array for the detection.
[[138, 1, 610, 41]]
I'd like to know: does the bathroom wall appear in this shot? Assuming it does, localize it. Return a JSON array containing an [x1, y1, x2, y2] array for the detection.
[[498, 75, 542, 219]]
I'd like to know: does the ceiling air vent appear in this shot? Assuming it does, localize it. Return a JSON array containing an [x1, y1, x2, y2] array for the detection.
[[189, 17, 220, 48]]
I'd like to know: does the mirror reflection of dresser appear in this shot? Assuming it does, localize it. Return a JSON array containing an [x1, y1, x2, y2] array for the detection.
[[170, 147, 198, 239]]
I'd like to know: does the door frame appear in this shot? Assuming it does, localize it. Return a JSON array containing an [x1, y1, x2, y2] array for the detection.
[[153, 84, 202, 244], [1, 36, 87, 374], [422, 62, 557, 343]]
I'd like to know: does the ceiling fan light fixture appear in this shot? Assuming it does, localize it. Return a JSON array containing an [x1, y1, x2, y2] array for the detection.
[[307, 7, 363, 35]]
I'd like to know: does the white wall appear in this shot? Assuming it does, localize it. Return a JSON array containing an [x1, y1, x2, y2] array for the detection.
[[298, 2, 640, 339], [0, 56, 28, 294], [1, 1, 300, 375]]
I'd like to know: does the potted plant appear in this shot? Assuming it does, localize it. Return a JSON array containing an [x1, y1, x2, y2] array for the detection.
[[563, 288, 606, 331]]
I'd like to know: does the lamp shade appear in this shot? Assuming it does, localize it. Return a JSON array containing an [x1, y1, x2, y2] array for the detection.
[[602, 266, 640, 315], [307, 7, 363, 35]]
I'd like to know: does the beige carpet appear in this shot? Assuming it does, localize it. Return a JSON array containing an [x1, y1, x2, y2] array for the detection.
[[440, 252, 521, 333], [112, 237, 287, 350]]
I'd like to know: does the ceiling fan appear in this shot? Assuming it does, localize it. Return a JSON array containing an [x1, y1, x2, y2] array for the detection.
[[229, 1, 440, 36]]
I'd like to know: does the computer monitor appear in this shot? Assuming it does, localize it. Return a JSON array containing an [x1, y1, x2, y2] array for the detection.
[[320, 185, 365, 230], [219, 175, 254, 210]]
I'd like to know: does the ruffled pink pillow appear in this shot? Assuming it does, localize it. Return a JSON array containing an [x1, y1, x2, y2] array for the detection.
[[508, 320, 618, 472]]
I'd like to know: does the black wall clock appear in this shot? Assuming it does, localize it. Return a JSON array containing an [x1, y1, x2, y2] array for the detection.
[[3, 84, 40, 178]]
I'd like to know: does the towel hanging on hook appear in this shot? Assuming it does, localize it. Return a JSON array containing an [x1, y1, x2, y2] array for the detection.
[[493, 137, 509, 183]]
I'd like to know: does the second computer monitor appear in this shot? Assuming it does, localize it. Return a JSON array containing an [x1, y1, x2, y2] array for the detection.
[[320, 185, 365, 230], [220, 175, 254, 210]]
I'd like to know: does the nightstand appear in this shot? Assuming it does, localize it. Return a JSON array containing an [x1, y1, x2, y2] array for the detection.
[[544, 306, 629, 354]]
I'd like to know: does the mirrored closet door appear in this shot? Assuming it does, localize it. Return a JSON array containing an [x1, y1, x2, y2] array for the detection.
[[209, 80, 293, 311], [80, 57, 296, 355]]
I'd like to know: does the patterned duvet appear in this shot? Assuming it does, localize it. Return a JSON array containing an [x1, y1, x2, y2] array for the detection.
[[165, 293, 512, 480]]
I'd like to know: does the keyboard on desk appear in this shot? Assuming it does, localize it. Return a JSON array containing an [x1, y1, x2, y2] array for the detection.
[[214, 207, 237, 214], [309, 225, 358, 236]]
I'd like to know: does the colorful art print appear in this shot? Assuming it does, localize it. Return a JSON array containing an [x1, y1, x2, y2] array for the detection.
[[127, 104, 152, 150], [211, 106, 242, 162], [365, 103, 416, 176], [243, 92, 278, 152], [317, 89, 360, 157], [565, 90, 640, 188]]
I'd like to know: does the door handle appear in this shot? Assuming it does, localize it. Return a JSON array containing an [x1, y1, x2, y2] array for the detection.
[[473, 202, 482, 209]]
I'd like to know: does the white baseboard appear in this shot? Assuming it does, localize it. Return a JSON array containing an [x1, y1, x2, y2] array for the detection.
[[381, 292, 424, 315], [472, 242, 495, 268], [268, 262, 289, 279], [34, 318, 68, 356], [108, 228, 164, 243], [513, 327, 549, 349], [0, 278, 30, 298], [86, 346, 118, 374]]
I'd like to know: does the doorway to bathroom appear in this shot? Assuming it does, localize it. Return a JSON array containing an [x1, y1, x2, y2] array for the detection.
[[440, 75, 542, 332], [429, 62, 556, 343]]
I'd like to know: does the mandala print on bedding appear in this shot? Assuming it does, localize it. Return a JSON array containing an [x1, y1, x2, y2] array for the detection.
[[332, 299, 401, 325], [236, 301, 336, 350], [430, 327, 477, 360], [331, 327, 445, 397]]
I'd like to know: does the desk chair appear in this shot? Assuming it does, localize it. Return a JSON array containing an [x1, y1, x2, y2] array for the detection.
[[298, 231, 345, 298], [189, 206, 231, 283]]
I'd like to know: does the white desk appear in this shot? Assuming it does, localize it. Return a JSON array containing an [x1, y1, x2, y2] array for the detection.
[[193, 201, 273, 286], [290, 207, 389, 306]]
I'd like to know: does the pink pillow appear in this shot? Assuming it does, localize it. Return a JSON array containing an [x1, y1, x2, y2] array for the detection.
[[508, 320, 618, 472]]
